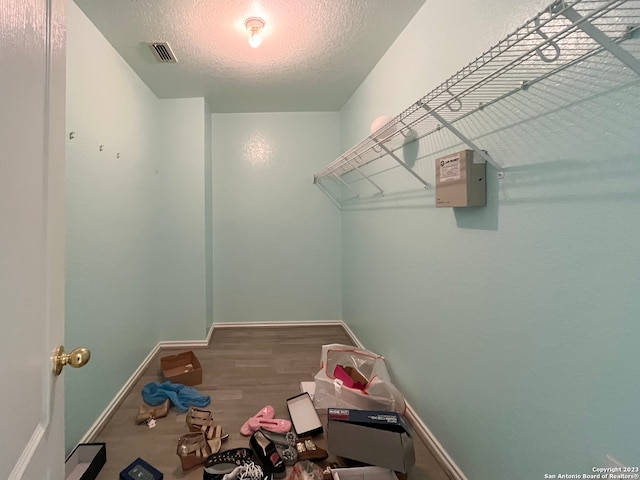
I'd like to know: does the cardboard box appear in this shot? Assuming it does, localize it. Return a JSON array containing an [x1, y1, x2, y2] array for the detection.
[[331, 466, 397, 480], [328, 409, 415, 473], [65, 443, 106, 480], [160, 350, 202, 386]]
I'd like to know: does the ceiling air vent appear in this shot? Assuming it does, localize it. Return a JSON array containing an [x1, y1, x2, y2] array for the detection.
[[148, 42, 177, 63]]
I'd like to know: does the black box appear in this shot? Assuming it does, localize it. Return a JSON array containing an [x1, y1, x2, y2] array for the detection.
[[287, 392, 323, 437], [65, 443, 106, 480]]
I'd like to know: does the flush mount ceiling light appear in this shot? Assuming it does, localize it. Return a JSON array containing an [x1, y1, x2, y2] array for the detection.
[[245, 17, 265, 48]]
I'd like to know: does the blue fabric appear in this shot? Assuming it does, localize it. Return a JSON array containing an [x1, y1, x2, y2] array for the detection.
[[141, 381, 211, 413]]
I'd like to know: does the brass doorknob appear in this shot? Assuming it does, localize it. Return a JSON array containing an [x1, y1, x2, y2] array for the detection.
[[52, 346, 91, 376]]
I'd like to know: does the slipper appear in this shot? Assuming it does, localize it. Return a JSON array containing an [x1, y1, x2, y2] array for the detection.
[[240, 405, 276, 436], [250, 430, 286, 479], [247, 417, 292, 434]]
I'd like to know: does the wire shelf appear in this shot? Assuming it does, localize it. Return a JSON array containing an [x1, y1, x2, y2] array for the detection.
[[313, 0, 640, 205]]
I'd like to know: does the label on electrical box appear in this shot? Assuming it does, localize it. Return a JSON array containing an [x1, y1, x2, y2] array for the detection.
[[439, 154, 461, 182]]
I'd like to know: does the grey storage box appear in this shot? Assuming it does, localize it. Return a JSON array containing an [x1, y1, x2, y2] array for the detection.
[[327, 409, 414, 473]]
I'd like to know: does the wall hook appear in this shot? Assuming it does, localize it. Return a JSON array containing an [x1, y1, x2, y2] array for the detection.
[[398, 119, 415, 138], [534, 14, 561, 63], [116, 153, 121, 159], [69, 131, 76, 140], [446, 89, 462, 112], [99, 145, 104, 152], [370, 136, 383, 153]]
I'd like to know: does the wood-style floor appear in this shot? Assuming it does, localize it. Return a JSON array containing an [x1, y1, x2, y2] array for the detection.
[[93, 325, 450, 480]]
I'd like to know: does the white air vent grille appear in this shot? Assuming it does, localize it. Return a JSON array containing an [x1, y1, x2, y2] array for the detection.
[[148, 42, 177, 63]]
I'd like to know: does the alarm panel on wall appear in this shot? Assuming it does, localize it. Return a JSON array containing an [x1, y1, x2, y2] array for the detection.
[[435, 149, 486, 208]]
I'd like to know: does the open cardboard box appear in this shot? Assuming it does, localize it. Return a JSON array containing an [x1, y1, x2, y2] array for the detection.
[[160, 350, 202, 386], [328, 409, 415, 473], [65, 443, 106, 480]]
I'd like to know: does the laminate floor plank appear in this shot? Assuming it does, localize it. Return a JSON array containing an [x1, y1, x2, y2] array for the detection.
[[93, 325, 450, 480]]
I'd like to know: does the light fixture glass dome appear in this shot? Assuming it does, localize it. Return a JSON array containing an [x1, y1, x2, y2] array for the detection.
[[245, 17, 265, 48]]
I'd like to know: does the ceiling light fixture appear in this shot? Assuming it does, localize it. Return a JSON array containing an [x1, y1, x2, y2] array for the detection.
[[245, 17, 265, 48]]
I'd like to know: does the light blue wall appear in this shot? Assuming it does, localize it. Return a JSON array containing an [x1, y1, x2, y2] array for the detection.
[[205, 101, 214, 329], [154, 98, 208, 339], [339, 1, 640, 479], [211, 113, 342, 322], [65, 1, 209, 452]]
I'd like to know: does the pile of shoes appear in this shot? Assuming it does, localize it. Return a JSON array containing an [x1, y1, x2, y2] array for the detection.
[[241, 406, 301, 468], [125, 345, 412, 480], [195, 404, 328, 480]]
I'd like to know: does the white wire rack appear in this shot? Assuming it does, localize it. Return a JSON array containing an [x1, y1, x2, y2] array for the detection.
[[313, 0, 640, 207]]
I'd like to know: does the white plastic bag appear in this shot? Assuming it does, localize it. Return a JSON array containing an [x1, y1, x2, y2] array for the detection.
[[313, 344, 406, 413]]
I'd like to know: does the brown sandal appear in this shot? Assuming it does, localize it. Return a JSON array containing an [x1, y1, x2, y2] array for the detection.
[[136, 398, 170, 425], [186, 407, 228, 454], [296, 437, 328, 462], [177, 432, 211, 470]]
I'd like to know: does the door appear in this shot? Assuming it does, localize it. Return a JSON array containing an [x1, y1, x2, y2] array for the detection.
[[0, 0, 66, 478]]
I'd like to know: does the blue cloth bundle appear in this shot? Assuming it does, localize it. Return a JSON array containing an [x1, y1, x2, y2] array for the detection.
[[141, 381, 211, 412]]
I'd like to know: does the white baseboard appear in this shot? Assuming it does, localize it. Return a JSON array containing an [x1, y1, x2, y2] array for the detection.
[[80, 321, 340, 443], [211, 320, 345, 328], [79, 338, 208, 444], [404, 403, 467, 480], [156, 339, 209, 348], [81, 320, 466, 480], [79, 342, 162, 443], [338, 321, 364, 348]]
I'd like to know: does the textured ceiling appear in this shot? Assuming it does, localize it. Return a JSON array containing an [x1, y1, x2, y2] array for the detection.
[[73, 0, 426, 112]]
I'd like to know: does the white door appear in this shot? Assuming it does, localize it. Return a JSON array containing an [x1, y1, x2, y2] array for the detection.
[[0, 0, 67, 478]]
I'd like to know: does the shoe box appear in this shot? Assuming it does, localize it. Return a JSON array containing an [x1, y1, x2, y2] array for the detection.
[[160, 350, 202, 386], [65, 443, 106, 480], [331, 466, 399, 480], [327, 409, 415, 473], [287, 392, 323, 437], [119, 457, 163, 480]]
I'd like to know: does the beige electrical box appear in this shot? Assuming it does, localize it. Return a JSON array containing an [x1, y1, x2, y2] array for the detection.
[[435, 149, 486, 207]]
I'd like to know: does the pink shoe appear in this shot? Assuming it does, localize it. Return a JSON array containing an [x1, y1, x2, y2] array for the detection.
[[240, 405, 276, 436], [247, 417, 292, 434]]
